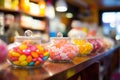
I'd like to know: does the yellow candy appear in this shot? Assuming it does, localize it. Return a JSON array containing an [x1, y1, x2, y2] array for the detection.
[[36, 45, 44, 50], [72, 39, 93, 56], [36, 45, 44, 54], [19, 55, 26, 62], [19, 44, 27, 50], [10, 51, 21, 57], [20, 61, 28, 66], [13, 61, 20, 65], [43, 52, 49, 56]]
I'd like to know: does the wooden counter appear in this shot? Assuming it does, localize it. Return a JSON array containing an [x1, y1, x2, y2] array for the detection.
[[0, 45, 120, 80]]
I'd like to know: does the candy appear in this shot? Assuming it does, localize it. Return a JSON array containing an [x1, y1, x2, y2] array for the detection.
[[19, 44, 27, 50], [20, 61, 28, 66], [47, 38, 79, 62], [72, 39, 93, 56], [26, 56, 32, 62], [87, 38, 101, 53], [19, 55, 26, 62], [8, 40, 49, 67], [28, 62, 34, 66], [31, 52, 39, 58], [13, 61, 20, 65], [11, 52, 21, 57]]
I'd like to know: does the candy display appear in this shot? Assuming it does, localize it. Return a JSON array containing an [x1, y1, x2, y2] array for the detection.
[[7, 30, 49, 68], [72, 39, 93, 56], [0, 39, 8, 64], [47, 37, 79, 62], [96, 38, 107, 52], [87, 38, 102, 53]]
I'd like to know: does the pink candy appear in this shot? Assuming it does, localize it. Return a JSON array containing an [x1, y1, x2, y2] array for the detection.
[[48, 39, 79, 62], [0, 40, 8, 64]]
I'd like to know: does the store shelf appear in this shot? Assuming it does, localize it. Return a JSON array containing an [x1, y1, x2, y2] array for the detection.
[[0, 45, 119, 80], [0, 7, 20, 13], [30, 0, 40, 3], [0, 7, 46, 18], [21, 11, 46, 19]]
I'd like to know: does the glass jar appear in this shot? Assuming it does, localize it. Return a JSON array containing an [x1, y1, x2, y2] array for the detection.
[[7, 30, 49, 68], [71, 38, 93, 56], [0, 39, 8, 64], [87, 38, 102, 54], [47, 32, 79, 62]]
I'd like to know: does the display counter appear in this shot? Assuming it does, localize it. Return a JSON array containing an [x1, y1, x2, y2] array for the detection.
[[0, 45, 120, 80]]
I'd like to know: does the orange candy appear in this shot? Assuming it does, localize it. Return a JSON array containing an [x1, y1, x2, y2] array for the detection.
[[34, 60, 40, 66], [31, 52, 39, 58], [26, 56, 32, 62], [67, 53, 75, 59]]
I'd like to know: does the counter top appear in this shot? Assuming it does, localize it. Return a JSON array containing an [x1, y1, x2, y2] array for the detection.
[[0, 45, 119, 80]]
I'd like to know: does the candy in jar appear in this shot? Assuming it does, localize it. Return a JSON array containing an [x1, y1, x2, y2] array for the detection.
[[72, 38, 93, 56], [87, 38, 102, 53], [47, 32, 79, 62], [0, 39, 8, 64], [7, 30, 49, 68]]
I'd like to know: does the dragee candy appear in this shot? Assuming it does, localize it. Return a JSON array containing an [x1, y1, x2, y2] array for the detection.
[[8, 40, 49, 68]]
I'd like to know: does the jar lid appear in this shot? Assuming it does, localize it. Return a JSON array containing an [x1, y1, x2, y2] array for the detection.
[[15, 30, 41, 41]]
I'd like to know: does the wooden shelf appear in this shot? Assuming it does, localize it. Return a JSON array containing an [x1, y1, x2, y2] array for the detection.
[[30, 0, 40, 3], [0, 7, 45, 18], [0, 7, 20, 13], [21, 11, 45, 19]]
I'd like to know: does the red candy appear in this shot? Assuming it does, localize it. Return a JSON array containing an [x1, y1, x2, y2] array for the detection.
[[87, 38, 102, 53]]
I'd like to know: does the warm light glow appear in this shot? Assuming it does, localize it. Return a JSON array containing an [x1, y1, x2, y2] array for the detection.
[[56, 0, 67, 12], [30, 2, 40, 15], [40, 4, 46, 9], [39, 0, 46, 16], [45, 3, 55, 19], [66, 13, 73, 18], [56, 6, 67, 12]]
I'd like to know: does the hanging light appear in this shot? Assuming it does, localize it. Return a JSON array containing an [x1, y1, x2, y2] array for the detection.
[[56, 0, 67, 12]]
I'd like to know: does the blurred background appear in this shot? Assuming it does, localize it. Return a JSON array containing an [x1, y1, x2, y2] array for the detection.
[[0, 0, 120, 43]]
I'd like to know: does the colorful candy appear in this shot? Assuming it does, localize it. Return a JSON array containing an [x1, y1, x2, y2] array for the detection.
[[72, 39, 93, 56], [47, 38, 79, 62], [87, 38, 102, 53], [8, 41, 49, 67], [0, 39, 8, 64]]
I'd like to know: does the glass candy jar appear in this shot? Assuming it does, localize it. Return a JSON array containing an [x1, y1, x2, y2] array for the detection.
[[71, 38, 93, 56], [0, 39, 8, 64], [87, 38, 102, 54], [47, 32, 79, 62], [7, 30, 49, 68]]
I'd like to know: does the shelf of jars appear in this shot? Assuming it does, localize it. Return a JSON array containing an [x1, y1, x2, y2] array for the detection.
[[0, 0, 47, 32], [0, 7, 46, 18], [0, 38, 119, 80]]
